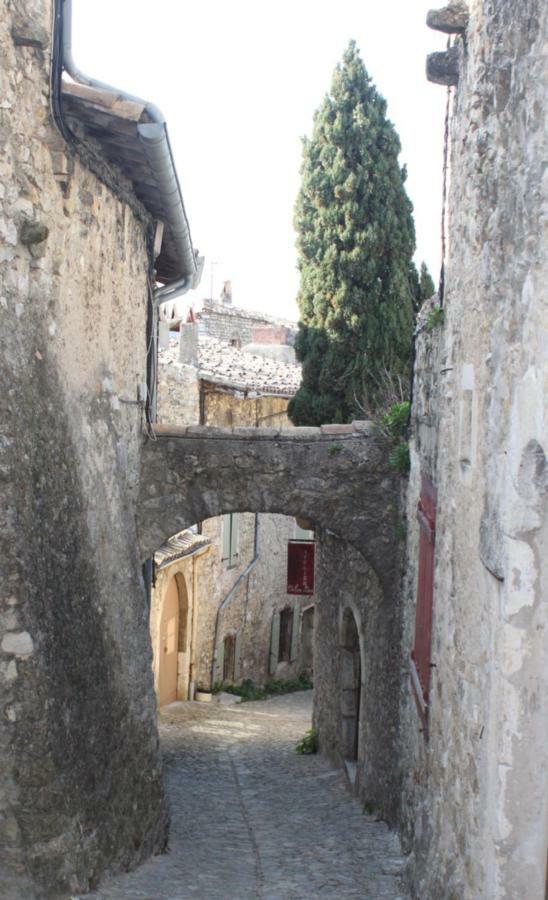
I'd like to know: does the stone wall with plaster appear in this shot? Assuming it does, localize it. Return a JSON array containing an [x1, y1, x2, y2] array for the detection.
[[197, 512, 314, 690], [0, 2, 165, 894], [401, 2, 547, 897]]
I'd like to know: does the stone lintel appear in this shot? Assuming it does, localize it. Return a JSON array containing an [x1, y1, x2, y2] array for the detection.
[[320, 424, 355, 435], [185, 425, 226, 437], [352, 420, 375, 435], [426, 46, 460, 86], [229, 426, 279, 438], [153, 424, 188, 437], [289, 426, 322, 438], [426, 2, 468, 34]]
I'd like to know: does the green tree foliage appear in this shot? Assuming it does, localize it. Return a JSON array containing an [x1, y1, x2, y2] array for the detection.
[[289, 42, 419, 425], [419, 261, 436, 306]]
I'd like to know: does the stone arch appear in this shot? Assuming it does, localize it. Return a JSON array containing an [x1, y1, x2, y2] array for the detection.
[[138, 427, 400, 596], [339, 606, 364, 769]]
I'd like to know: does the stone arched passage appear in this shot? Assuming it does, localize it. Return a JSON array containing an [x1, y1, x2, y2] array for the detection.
[[138, 423, 401, 594]]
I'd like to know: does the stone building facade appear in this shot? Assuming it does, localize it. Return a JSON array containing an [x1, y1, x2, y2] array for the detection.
[[0, 1, 200, 895], [148, 530, 211, 706], [398, 3, 548, 899], [154, 325, 315, 699]]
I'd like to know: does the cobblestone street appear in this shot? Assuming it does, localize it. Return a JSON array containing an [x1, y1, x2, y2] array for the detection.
[[90, 691, 408, 900]]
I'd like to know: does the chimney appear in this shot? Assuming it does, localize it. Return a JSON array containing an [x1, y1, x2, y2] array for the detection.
[[220, 280, 233, 305], [179, 321, 199, 366]]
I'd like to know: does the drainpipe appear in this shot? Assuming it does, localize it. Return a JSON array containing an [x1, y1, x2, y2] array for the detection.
[[60, 0, 201, 306], [210, 514, 260, 689]]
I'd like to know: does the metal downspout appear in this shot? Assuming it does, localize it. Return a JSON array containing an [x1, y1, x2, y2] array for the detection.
[[210, 515, 260, 689]]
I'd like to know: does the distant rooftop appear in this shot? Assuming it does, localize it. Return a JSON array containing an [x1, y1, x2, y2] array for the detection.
[[159, 335, 302, 397], [155, 529, 210, 569], [201, 298, 297, 330]]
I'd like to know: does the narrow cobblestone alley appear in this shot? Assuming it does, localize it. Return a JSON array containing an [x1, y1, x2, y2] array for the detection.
[[90, 692, 408, 900]]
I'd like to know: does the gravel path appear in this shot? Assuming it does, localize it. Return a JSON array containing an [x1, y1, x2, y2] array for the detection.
[[90, 691, 408, 899]]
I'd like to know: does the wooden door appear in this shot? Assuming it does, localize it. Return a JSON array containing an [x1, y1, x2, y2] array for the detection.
[[159, 576, 179, 706]]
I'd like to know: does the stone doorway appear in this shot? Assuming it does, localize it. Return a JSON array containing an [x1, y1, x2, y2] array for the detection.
[[340, 608, 362, 780], [158, 574, 180, 706]]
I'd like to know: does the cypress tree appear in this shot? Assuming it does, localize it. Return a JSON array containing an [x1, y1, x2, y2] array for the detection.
[[289, 42, 418, 425], [418, 261, 436, 306]]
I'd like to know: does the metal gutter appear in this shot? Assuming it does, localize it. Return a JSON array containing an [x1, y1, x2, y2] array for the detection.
[[61, 0, 202, 303]]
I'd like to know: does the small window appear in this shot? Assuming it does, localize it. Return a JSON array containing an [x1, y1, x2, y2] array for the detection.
[[222, 513, 239, 568], [278, 607, 293, 663]]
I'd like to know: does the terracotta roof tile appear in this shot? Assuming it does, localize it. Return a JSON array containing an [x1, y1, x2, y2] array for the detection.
[[159, 335, 302, 397]]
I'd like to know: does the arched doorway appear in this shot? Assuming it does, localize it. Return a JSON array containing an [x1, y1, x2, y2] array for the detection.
[[340, 608, 362, 771], [158, 574, 180, 706]]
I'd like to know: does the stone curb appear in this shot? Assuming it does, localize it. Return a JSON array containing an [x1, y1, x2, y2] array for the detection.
[[150, 423, 375, 441]]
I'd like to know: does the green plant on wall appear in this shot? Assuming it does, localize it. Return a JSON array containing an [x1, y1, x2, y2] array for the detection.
[[295, 728, 318, 755], [425, 304, 444, 332], [389, 442, 410, 474]]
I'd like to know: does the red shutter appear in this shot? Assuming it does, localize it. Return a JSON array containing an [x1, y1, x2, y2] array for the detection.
[[287, 541, 315, 595], [410, 475, 437, 737]]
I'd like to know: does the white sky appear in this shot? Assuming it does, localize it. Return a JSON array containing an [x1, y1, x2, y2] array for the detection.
[[74, 0, 448, 320]]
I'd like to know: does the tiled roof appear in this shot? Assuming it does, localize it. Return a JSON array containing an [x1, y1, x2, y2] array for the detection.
[[159, 335, 302, 397], [155, 529, 210, 569]]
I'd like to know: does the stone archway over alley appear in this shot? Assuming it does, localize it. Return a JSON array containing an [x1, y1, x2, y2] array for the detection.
[[138, 422, 401, 594]]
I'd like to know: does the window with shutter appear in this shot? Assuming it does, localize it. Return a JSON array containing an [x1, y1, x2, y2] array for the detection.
[[290, 606, 300, 662], [278, 607, 293, 662], [221, 513, 239, 568], [214, 639, 224, 687], [269, 612, 280, 675], [233, 631, 242, 682], [287, 541, 315, 595], [223, 634, 236, 683], [410, 474, 437, 738]]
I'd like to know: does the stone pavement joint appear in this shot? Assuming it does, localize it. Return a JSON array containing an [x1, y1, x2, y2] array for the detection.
[[90, 691, 409, 899]]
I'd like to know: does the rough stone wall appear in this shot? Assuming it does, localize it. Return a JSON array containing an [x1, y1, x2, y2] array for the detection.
[[401, 3, 548, 897], [0, 2, 165, 895], [202, 385, 291, 428], [312, 530, 403, 824], [157, 361, 200, 426]]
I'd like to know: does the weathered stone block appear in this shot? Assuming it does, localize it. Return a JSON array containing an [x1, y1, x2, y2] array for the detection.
[[426, 2, 468, 34], [320, 424, 354, 434], [1, 631, 33, 657], [426, 46, 460, 86], [19, 220, 49, 246], [11, 22, 49, 49]]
